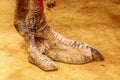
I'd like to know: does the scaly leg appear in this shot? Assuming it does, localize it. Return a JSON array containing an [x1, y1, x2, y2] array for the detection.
[[35, 0, 104, 64], [14, 0, 104, 71], [14, 0, 29, 36], [27, 34, 57, 71], [14, 0, 58, 71], [36, 26, 104, 64]]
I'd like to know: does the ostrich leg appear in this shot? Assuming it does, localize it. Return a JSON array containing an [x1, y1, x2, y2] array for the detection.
[[14, 0, 104, 71], [35, 0, 104, 64], [14, 0, 58, 71]]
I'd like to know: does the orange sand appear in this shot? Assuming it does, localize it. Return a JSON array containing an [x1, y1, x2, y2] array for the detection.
[[0, 0, 120, 80]]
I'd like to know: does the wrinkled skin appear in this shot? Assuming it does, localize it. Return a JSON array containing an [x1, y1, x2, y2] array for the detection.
[[14, 0, 104, 71]]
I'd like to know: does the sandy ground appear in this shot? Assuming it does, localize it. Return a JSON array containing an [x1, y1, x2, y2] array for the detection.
[[0, 0, 120, 80]]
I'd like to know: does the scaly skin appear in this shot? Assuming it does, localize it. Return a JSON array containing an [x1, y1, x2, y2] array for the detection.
[[14, 0, 104, 71], [36, 26, 104, 64]]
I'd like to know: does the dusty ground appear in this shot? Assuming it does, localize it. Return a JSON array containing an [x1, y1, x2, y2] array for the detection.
[[0, 0, 120, 80]]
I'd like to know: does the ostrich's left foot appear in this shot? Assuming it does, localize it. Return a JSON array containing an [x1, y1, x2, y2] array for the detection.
[[27, 35, 58, 71], [35, 26, 104, 64]]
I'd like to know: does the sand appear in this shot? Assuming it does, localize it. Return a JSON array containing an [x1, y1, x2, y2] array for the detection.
[[0, 0, 120, 80]]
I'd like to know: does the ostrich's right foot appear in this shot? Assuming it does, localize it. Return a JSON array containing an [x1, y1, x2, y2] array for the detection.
[[35, 26, 104, 64]]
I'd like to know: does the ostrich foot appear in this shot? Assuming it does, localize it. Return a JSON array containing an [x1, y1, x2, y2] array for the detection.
[[35, 26, 104, 64], [27, 35, 58, 71], [14, 0, 104, 71]]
